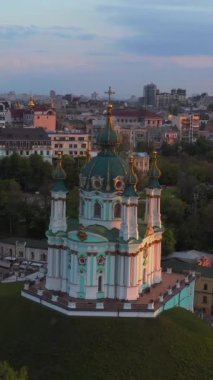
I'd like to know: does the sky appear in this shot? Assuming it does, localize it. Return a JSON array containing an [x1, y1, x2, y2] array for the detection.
[[1, 0, 213, 97]]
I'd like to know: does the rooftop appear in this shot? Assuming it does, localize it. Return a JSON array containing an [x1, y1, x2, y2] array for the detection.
[[0, 127, 50, 140]]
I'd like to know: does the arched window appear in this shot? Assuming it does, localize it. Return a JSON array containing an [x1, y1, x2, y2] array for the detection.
[[114, 202, 121, 218], [94, 201, 101, 218], [98, 275, 103, 292], [204, 283, 208, 291], [80, 199, 85, 216]]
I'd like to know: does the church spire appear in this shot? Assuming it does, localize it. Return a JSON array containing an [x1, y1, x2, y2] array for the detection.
[[98, 86, 119, 150], [52, 152, 67, 192], [123, 155, 137, 197], [148, 151, 161, 189], [145, 151, 162, 228]]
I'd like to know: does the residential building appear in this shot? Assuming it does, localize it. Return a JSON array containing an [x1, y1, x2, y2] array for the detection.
[[143, 83, 157, 107], [0, 127, 52, 162], [0, 101, 11, 128], [162, 125, 179, 145], [131, 152, 149, 173], [0, 238, 47, 264], [34, 109, 56, 131], [170, 114, 200, 142], [49, 131, 91, 158]]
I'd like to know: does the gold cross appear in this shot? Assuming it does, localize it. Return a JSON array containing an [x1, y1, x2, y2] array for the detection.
[[105, 86, 115, 103]]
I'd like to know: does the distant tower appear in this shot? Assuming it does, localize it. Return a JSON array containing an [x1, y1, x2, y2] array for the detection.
[[50, 90, 56, 98], [120, 156, 139, 240], [46, 153, 68, 291], [145, 151, 162, 228], [143, 83, 157, 107]]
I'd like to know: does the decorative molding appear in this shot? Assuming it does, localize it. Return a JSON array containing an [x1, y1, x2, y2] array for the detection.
[[78, 255, 87, 265], [114, 176, 125, 191]]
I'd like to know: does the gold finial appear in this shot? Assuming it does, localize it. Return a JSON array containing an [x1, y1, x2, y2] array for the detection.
[[105, 86, 115, 104]]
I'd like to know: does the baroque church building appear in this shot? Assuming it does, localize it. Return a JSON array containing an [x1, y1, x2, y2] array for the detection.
[[22, 91, 195, 316], [45, 101, 163, 301]]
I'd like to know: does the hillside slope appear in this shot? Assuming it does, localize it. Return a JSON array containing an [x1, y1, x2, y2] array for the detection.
[[0, 283, 212, 380]]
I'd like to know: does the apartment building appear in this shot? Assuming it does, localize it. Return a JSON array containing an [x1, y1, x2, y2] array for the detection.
[[0, 127, 51, 162], [49, 131, 91, 158]]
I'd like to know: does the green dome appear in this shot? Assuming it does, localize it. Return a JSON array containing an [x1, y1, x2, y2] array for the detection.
[[80, 151, 128, 193], [98, 104, 119, 149], [53, 165, 66, 180], [80, 101, 128, 193], [98, 125, 119, 147]]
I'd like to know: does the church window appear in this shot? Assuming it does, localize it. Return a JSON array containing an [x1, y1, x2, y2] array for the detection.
[[203, 283, 208, 291], [114, 203, 121, 218], [31, 252, 34, 260], [202, 295, 208, 304], [98, 275, 103, 292], [40, 253, 46, 261], [94, 201, 101, 218]]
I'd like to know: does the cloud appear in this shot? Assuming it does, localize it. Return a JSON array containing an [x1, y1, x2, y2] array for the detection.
[[121, 54, 213, 69], [95, 2, 213, 58], [98, 1, 213, 14], [0, 25, 96, 40]]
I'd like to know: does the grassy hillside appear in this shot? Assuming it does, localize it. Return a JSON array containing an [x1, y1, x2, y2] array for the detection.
[[0, 283, 213, 380]]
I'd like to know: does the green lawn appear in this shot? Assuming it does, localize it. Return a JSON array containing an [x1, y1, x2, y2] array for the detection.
[[0, 283, 213, 380]]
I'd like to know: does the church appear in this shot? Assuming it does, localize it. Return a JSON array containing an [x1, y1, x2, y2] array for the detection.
[[22, 90, 195, 317]]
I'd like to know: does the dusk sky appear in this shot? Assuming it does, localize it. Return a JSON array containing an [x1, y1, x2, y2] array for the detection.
[[1, 0, 213, 97]]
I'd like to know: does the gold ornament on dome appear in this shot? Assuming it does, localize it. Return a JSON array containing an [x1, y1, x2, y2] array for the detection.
[[114, 176, 125, 191], [91, 176, 103, 190], [77, 225, 87, 241]]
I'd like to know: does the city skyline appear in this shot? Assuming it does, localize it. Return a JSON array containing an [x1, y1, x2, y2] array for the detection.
[[1, 0, 213, 96]]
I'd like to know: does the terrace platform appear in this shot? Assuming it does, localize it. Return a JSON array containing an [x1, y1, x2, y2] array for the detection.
[[21, 271, 195, 318]]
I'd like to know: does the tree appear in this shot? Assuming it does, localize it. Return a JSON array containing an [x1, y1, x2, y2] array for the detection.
[[63, 156, 82, 189], [0, 361, 28, 380], [161, 197, 187, 226], [66, 188, 79, 219], [0, 179, 24, 234], [162, 228, 176, 256], [158, 157, 179, 186]]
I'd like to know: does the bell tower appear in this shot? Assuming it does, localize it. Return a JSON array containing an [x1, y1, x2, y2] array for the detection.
[[145, 151, 162, 228], [120, 156, 139, 241], [49, 153, 68, 233], [46, 153, 68, 291]]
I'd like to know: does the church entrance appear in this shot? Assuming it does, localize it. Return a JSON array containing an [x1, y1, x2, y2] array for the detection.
[[97, 275, 105, 299]]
